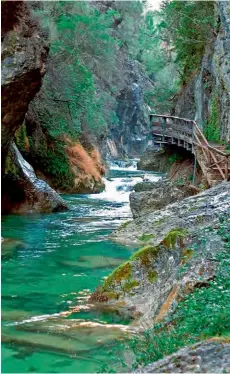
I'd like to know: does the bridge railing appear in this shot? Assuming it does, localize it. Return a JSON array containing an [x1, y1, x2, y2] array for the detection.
[[150, 114, 230, 181]]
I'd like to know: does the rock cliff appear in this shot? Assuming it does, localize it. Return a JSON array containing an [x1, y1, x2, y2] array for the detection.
[[173, 1, 230, 143], [1, 1, 48, 170], [1, 1, 68, 213]]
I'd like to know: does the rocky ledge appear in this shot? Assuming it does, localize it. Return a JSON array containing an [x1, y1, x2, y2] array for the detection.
[[111, 181, 230, 246], [130, 179, 199, 219], [91, 181, 230, 323], [90, 180, 230, 371], [135, 339, 230, 373]]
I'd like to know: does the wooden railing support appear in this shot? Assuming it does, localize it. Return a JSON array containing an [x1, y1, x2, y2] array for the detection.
[[150, 113, 229, 184]]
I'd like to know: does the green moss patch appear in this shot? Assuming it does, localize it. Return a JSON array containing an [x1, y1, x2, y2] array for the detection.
[[162, 228, 188, 249], [103, 261, 132, 290], [130, 246, 160, 267], [139, 233, 156, 242], [120, 221, 132, 230], [123, 280, 140, 293], [182, 248, 194, 264], [147, 270, 158, 283]]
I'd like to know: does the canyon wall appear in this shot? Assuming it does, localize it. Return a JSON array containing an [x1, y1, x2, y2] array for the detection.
[[173, 1, 230, 143]]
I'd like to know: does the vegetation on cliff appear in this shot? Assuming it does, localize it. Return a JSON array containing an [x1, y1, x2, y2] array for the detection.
[[17, 1, 153, 190]]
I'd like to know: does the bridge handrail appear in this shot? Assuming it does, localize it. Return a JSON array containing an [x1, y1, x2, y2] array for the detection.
[[150, 113, 195, 125], [150, 113, 230, 182], [150, 113, 230, 157]]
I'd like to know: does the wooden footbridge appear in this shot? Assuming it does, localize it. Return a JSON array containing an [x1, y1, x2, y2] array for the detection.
[[150, 114, 230, 186]]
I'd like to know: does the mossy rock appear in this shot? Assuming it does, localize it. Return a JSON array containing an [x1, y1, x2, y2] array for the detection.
[[122, 279, 140, 293], [162, 228, 188, 249], [130, 245, 160, 267], [120, 221, 132, 230], [147, 270, 158, 283], [103, 261, 132, 290], [181, 248, 194, 264], [139, 233, 156, 242]]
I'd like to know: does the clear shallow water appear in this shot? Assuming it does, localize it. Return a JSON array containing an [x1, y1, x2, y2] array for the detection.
[[1, 162, 161, 373]]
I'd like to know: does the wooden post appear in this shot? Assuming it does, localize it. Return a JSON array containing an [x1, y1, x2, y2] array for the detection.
[[225, 157, 228, 180]]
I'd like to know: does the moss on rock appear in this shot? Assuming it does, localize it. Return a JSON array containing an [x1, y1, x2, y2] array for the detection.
[[130, 245, 160, 267], [103, 261, 132, 289], [147, 270, 158, 283], [123, 279, 140, 293], [162, 228, 188, 249], [181, 248, 194, 264], [139, 233, 156, 242]]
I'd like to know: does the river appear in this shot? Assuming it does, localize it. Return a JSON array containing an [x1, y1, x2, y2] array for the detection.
[[1, 161, 161, 373]]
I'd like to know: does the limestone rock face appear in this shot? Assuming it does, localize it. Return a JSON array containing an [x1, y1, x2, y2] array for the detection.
[[1, 1, 49, 171], [135, 340, 230, 373], [110, 60, 153, 158], [173, 2, 230, 142], [92, 182, 229, 324], [130, 180, 186, 218], [137, 146, 172, 172], [111, 181, 230, 246]]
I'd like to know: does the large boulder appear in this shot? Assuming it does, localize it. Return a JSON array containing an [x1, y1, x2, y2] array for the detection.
[[137, 146, 171, 172], [130, 180, 186, 218], [90, 182, 230, 324], [111, 181, 230, 246]]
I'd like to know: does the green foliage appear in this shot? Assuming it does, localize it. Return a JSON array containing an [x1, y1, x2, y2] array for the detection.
[[140, 10, 179, 112], [162, 228, 188, 249], [204, 96, 221, 143], [160, 1, 216, 83], [28, 136, 74, 190], [168, 153, 183, 164]]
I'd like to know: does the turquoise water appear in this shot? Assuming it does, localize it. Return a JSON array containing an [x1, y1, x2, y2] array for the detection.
[[1, 165, 161, 373]]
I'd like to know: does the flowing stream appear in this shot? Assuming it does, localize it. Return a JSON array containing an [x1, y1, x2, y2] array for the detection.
[[1, 161, 161, 373]]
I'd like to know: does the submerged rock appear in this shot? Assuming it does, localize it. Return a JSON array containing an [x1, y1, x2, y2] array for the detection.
[[60, 255, 125, 270], [135, 339, 230, 373], [1, 237, 25, 259]]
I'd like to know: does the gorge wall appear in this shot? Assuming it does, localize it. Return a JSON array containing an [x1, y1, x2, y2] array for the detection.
[[173, 1, 230, 143], [1, 1, 67, 213], [1, 1, 153, 213]]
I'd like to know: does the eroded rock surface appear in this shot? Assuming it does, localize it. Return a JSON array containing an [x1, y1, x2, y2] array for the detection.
[[1, 1, 49, 170], [130, 180, 186, 218], [3, 144, 68, 214], [91, 182, 230, 325], [111, 181, 230, 245], [135, 340, 230, 373]]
